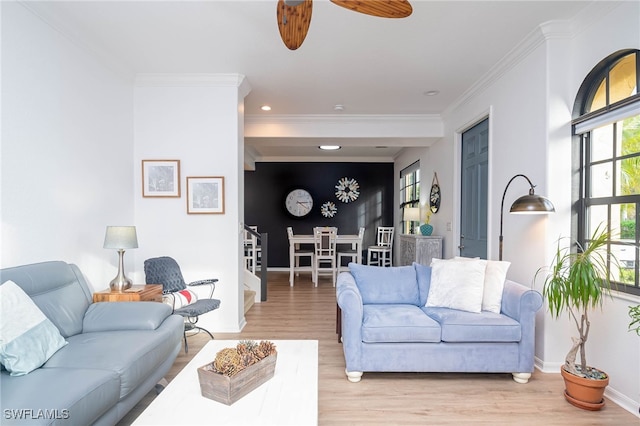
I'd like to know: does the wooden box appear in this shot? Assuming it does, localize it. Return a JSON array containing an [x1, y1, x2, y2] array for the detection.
[[197, 354, 277, 405]]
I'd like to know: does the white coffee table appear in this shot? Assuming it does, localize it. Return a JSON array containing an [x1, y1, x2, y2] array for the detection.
[[133, 340, 318, 425]]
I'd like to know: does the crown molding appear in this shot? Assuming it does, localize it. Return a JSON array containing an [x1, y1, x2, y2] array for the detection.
[[253, 155, 395, 163], [245, 114, 443, 138], [444, 22, 551, 116], [246, 113, 440, 125], [135, 73, 250, 91], [444, 3, 626, 118]]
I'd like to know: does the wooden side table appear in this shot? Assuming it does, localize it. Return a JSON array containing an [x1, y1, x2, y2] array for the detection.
[[92, 284, 163, 303]]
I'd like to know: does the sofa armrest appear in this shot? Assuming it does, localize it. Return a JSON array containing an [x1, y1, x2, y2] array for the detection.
[[336, 272, 364, 367], [83, 302, 173, 333], [501, 280, 543, 373], [500, 280, 543, 322]]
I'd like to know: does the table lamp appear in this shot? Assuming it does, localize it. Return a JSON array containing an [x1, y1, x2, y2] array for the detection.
[[103, 226, 138, 291], [403, 207, 421, 234]]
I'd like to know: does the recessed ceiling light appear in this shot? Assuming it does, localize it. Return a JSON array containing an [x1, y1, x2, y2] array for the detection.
[[319, 145, 341, 151], [334, 104, 344, 112], [261, 105, 272, 111], [423, 90, 439, 96]]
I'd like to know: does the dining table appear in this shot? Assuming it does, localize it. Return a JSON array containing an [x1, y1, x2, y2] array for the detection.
[[288, 232, 363, 284]]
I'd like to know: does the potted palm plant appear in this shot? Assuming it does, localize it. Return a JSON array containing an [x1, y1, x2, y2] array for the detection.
[[630, 305, 640, 335], [536, 224, 617, 411]]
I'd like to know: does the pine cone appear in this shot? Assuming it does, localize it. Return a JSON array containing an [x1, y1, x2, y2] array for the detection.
[[256, 340, 277, 359], [237, 340, 257, 358], [240, 353, 258, 369]]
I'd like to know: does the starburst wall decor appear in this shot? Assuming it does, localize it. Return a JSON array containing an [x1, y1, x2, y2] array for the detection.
[[320, 201, 337, 218], [335, 177, 360, 203]]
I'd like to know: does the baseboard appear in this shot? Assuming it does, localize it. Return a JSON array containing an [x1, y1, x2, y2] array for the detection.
[[534, 356, 562, 373], [535, 357, 640, 418], [605, 386, 640, 418]]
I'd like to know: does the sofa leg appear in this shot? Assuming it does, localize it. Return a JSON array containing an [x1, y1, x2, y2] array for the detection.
[[345, 369, 363, 383], [512, 372, 531, 384], [154, 378, 169, 394]]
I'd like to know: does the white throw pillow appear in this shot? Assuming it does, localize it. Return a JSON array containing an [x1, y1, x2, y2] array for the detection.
[[426, 258, 487, 313], [482, 260, 511, 313], [163, 289, 199, 309], [0, 280, 67, 376], [455, 257, 511, 313]]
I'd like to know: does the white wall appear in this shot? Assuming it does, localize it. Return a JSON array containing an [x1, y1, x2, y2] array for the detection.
[[0, 2, 134, 289], [1, 4, 250, 333], [416, 1, 639, 415], [133, 75, 250, 332], [563, 2, 640, 413], [394, 146, 450, 262]]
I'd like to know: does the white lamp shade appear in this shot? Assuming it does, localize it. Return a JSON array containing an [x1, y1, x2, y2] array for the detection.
[[103, 226, 139, 249], [403, 207, 421, 222]]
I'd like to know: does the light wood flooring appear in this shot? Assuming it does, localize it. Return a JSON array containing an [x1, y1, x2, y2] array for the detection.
[[120, 271, 638, 425]]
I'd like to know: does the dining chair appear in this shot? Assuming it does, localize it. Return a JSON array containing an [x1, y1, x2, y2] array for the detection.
[[337, 226, 365, 273], [244, 225, 261, 274], [367, 226, 395, 267], [287, 226, 315, 286], [312, 226, 338, 286]]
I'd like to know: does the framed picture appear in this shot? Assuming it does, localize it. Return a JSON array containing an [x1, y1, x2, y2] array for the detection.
[[142, 160, 180, 197], [187, 176, 225, 214]]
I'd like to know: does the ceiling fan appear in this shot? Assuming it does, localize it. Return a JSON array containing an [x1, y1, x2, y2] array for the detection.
[[277, 0, 413, 50]]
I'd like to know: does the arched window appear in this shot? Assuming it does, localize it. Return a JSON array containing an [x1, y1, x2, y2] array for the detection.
[[573, 49, 640, 296]]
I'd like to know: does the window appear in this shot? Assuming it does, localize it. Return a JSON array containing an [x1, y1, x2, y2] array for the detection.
[[573, 50, 640, 296], [400, 161, 420, 234]]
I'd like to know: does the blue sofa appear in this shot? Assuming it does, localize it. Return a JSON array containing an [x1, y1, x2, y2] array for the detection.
[[337, 262, 543, 384], [0, 261, 184, 425]]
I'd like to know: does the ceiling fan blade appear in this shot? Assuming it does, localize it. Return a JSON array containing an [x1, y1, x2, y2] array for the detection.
[[330, 0, 412, 18], [277, 0, 313, 50]]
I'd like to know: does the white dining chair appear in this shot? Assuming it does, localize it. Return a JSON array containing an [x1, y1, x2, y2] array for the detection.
[[287, 226, 314, 286], [244, 226, 261, 274], [367, 226, 394, 267], [312, 227, 338, 286], [337, 227, 365, 273]]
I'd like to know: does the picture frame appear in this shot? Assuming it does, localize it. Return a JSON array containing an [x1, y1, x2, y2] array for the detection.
[[187, 176, 225, 214], [142, 160, 181, 198]]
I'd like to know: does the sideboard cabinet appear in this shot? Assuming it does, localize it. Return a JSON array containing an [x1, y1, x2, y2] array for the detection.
[[398, 235, 444, 266]]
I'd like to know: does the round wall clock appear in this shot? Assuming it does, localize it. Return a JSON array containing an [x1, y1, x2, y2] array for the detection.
[[335, 177, 360, 203], [320, 201, 337, 218], [285, 189, 313, 217], [430, 173, 441, 213]]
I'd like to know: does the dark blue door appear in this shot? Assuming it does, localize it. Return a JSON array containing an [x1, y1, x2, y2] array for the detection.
[[460, 119, 488, 259]]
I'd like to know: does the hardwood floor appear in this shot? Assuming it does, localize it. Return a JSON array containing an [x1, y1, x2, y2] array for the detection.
[[120, 272, 638, 425]]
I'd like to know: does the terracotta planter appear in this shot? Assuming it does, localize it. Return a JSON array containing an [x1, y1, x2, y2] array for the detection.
[[561, 365, 609, 411]]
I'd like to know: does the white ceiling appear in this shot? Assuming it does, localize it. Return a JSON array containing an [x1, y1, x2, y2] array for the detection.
[[26, 0, 592, 161]]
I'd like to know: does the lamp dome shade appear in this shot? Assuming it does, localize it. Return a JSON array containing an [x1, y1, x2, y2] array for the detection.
[[510, 194, 555, 214]]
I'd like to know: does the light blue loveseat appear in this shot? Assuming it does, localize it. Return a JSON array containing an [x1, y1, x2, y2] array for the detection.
[[337, 262, 542, 384], [0, 261, 184, 425]]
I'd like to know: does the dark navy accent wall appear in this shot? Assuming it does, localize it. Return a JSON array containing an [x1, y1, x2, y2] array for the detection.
[[245, 162, 395, 267]]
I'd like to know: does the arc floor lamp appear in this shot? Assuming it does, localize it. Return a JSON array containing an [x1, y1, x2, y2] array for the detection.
[[499, 174, 555, 261]]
